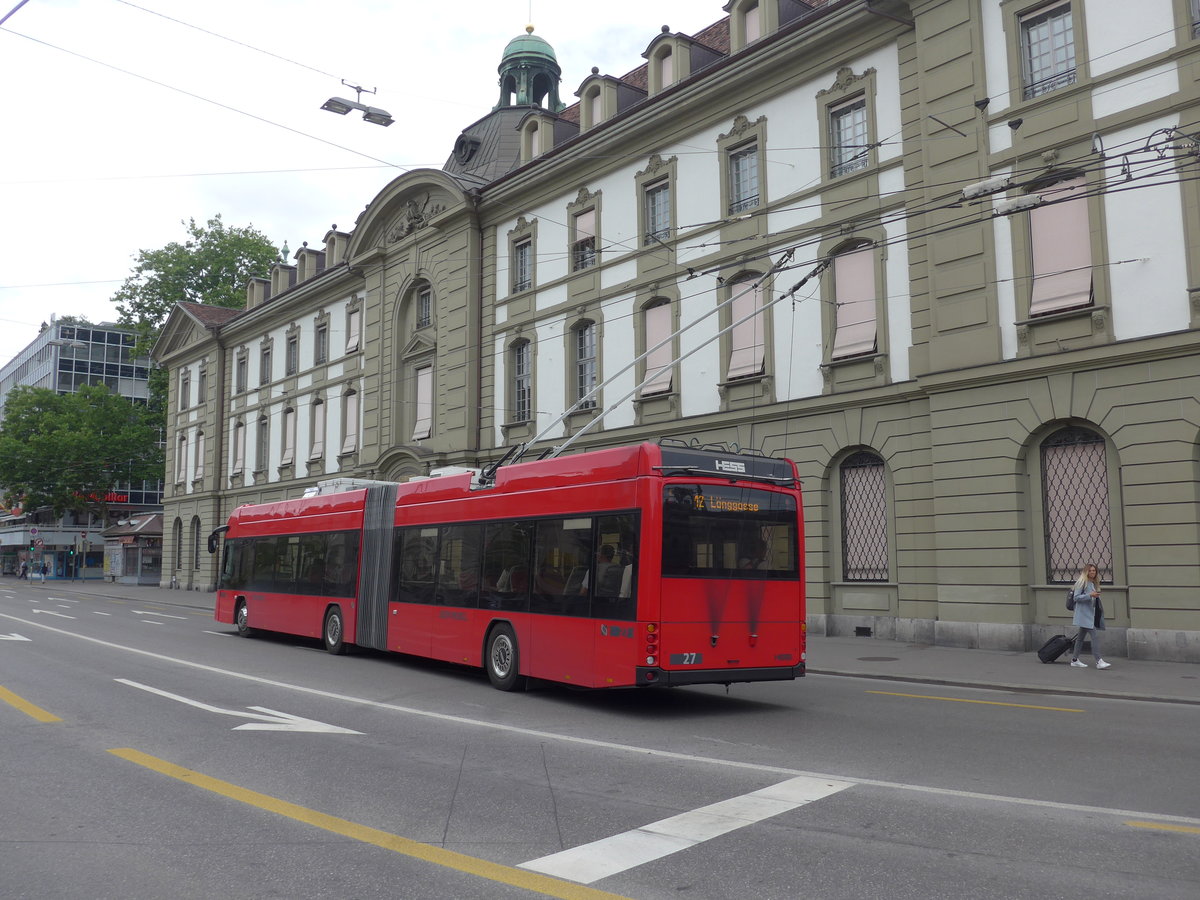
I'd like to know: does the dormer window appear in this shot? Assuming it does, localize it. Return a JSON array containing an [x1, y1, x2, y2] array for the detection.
[[658, 47, 674, 88]]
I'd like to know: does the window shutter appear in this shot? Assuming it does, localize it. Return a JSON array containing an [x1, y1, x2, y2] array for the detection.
[[831, 247, 878, 359], [642, 303, 674, 395], [1030, 177, 1092, 315], [727, 280, 766, 379]]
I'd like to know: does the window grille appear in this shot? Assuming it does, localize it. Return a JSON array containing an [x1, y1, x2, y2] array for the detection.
[[840, 450, 888, 581], [1021, 2, 1076, 99], [1041, 427, 1113, 583]]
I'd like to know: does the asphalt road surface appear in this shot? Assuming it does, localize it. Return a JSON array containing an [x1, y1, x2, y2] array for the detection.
[[2, 584, 1197, 899]]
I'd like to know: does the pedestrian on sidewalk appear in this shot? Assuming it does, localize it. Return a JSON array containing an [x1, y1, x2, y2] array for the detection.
[[1070, 563, 1111, 669]]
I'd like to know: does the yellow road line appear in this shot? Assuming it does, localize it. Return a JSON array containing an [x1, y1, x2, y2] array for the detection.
[[0, 686, 62, 723], [108, 748, 631, 900], [1126, 820, 1200, 834], [866, 690, 1084, 712]]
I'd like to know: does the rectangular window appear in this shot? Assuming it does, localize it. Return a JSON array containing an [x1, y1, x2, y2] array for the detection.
[[417, 288, 432, 328], [310, 400, 325, 460], [513, 343, 531, 422], [178, 371, 190, 411], [1029, 176, 1092, 316], [831, 246, 878, 359], [728, 144, 759, 214], [412, 366, 432, 440], [346, 308, 362, 353], [235, 354, 247, 393], [576, 324, 597, 409], [513, 240, 532, 292], [830, 97, 869, 177], [255, 417, 269, 472], [1021, 2, 1075, 99], [314, 323, 329, 364], [281, 408, 295, 466], [259, 346, 271, 386], [176, 436, 187, 483], [744, 2, 761, 42], [727, 280, 766, 379], [285, 335, 298, 375], [659, 49, 674, 87], [232, 422, 245, 474], [644, 181, 671, 244], [642, 302, 673, 396], [196, 368, 207, 405], [341, 391, 358, 454], [572, 209, 597, 271], [194, 431, 205, 480]]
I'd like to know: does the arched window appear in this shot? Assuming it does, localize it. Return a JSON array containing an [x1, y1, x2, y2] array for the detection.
[[1041, 426, 1112, 583], [191, 516, 202, 571], [173, 518, 183, 572], [840, 450, 888, 581]]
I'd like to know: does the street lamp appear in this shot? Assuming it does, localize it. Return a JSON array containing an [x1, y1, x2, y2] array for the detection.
[[321, 81, 394, 127]]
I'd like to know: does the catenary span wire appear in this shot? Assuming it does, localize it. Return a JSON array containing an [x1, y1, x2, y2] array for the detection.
[[4, 132, 1186, 298], [2, 29, 409, 172]]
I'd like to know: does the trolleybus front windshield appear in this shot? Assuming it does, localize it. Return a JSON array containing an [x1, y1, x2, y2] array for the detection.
[[661, 484, 799, 579]]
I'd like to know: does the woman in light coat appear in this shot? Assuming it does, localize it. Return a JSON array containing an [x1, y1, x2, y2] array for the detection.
[[1070, 563, 1110, 669]]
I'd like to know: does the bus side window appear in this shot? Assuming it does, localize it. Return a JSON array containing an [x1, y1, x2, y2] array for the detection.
[[397, 528, 437, 605], [436, 524, 482, 608], [483, 521, 530, 613], [591, 514, 637, 621]]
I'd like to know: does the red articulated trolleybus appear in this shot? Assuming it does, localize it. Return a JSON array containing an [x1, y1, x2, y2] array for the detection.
[[210, 440, 806, 691]]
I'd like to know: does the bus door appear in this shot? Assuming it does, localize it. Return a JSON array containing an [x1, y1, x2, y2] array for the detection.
[[390, 527, 437, 657], [526, 517, 596, 686]]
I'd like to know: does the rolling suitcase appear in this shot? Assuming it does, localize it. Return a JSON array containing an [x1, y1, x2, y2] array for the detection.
[[1038, 631, 1078, 664]]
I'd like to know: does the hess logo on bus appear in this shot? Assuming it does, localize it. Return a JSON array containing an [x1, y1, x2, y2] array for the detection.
[[714, 459, 747, 473]]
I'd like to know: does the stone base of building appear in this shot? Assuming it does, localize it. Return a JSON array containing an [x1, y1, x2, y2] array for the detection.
[[811, 614, 1200, 664]]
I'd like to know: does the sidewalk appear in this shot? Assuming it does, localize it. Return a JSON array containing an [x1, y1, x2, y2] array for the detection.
[[13, 577, 1199, 706]]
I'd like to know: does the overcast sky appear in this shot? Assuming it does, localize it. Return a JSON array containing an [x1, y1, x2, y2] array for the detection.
[[0, 0, 728, 364]]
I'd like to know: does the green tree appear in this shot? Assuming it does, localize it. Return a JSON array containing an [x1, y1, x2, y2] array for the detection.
[[0, 385, 164, 520], [110, 214, 278, 413]]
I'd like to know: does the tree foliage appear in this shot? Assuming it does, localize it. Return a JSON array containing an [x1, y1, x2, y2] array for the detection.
[[110, 214, 278, 416], [0, 385, 164, 519], [112, 214, 279, 334]]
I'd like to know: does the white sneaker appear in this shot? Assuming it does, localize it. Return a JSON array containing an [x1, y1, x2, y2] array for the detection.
[[1070, 659, 1088, 667], [1096, 659, 1111, 669]]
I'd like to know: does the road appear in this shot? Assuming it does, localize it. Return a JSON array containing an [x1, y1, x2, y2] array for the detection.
[[2, 582, 1197, 900]]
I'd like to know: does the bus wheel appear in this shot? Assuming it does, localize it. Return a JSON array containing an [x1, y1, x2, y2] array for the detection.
[[485, 624, 524, 691], [235, 601, 253, 637], [323, 606, 347, 655]]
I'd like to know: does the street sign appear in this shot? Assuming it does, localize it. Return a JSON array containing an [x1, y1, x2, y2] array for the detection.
[[29, 527, 38, 535], [34, 538, 43, 548]]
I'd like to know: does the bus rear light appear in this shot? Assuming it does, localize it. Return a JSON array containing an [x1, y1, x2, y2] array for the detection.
[[749, 633, 758, 647], [646, 631, 659, 645], [646, 623, 658, 634], [646, 655, 657, 666], [645, 645, 656, 655]]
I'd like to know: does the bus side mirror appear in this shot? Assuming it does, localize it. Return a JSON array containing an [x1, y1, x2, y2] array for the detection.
[[207, 534, 219, 554]]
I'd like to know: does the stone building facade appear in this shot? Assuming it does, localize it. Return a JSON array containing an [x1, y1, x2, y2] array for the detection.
[[154, 0, 1200, 662]]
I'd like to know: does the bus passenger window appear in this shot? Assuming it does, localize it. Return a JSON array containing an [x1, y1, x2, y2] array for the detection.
[[483, 521, 530, 613], [397, 528, 437, 605], [436, 524, 482, 608], [590, 514, 638, 621]]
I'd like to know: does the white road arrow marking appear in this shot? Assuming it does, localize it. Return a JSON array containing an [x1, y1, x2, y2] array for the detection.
[[31, 610, 76, 619], [0, 633, 31, 641], [115, 679, 362, 734], [132, 610, 187, 620]]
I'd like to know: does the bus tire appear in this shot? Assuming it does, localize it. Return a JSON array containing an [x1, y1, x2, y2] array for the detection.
[[485, 624, 524, 691], [323, 605, 347, 655], [235, 600, 253, 637]]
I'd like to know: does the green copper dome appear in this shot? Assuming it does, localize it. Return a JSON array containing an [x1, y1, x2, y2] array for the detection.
[[500, 26, 558, 67]]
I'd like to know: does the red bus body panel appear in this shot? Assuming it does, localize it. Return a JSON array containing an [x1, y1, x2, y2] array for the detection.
[[214, 442, 806, 690]]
